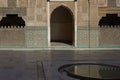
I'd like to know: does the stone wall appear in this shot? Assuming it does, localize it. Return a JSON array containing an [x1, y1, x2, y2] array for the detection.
[[25, 0, 47, 26], [0, 0, 47, 26], [0, 0, 119, 48], [0, 28, 25, 47], [77, 27, 89, 47], [77, 0, 89, 47], [0, 0, 48, 47], [0, 26, 48, 48], [100, 27, 120, 46], [98, 0, 120, 47], [77, 0, 99, 47], [25, 26, 48, 48], [98, 0, 107, 7]]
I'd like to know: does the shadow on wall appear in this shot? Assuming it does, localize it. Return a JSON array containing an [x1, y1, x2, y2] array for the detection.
[[99, 14, 120, 46], [99, 14, 120, 26], [0, 14, 25, 28], [0, 14, 25, 47]]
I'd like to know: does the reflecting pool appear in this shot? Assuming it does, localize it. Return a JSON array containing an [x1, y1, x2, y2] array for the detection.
[[58, 63, 120, 80]]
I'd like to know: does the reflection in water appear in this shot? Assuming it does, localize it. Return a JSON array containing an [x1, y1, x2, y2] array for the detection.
[[58, 63, 120, 80]]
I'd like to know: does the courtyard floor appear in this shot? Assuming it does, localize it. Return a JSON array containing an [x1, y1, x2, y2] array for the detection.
[[0, 50, 120, 80]]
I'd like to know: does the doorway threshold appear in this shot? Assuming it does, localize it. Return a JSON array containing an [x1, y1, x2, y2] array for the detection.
[[51, 42, 73, 47]]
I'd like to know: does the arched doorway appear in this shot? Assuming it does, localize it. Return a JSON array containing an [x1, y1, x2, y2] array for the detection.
[[50, 6, 74, 46]]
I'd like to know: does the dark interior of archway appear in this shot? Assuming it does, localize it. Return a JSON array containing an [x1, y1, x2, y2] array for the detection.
[[0, 14, 25, 28], [99, 14, 120, 27], [51, 6, 74, 46]]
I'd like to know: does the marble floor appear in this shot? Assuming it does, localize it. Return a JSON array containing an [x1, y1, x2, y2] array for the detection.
[[0, 50, 119, 80]]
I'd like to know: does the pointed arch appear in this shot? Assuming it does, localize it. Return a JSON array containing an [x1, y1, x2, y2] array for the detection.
[[51, 5, 74, 24], [50, 5, 74, 46]]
